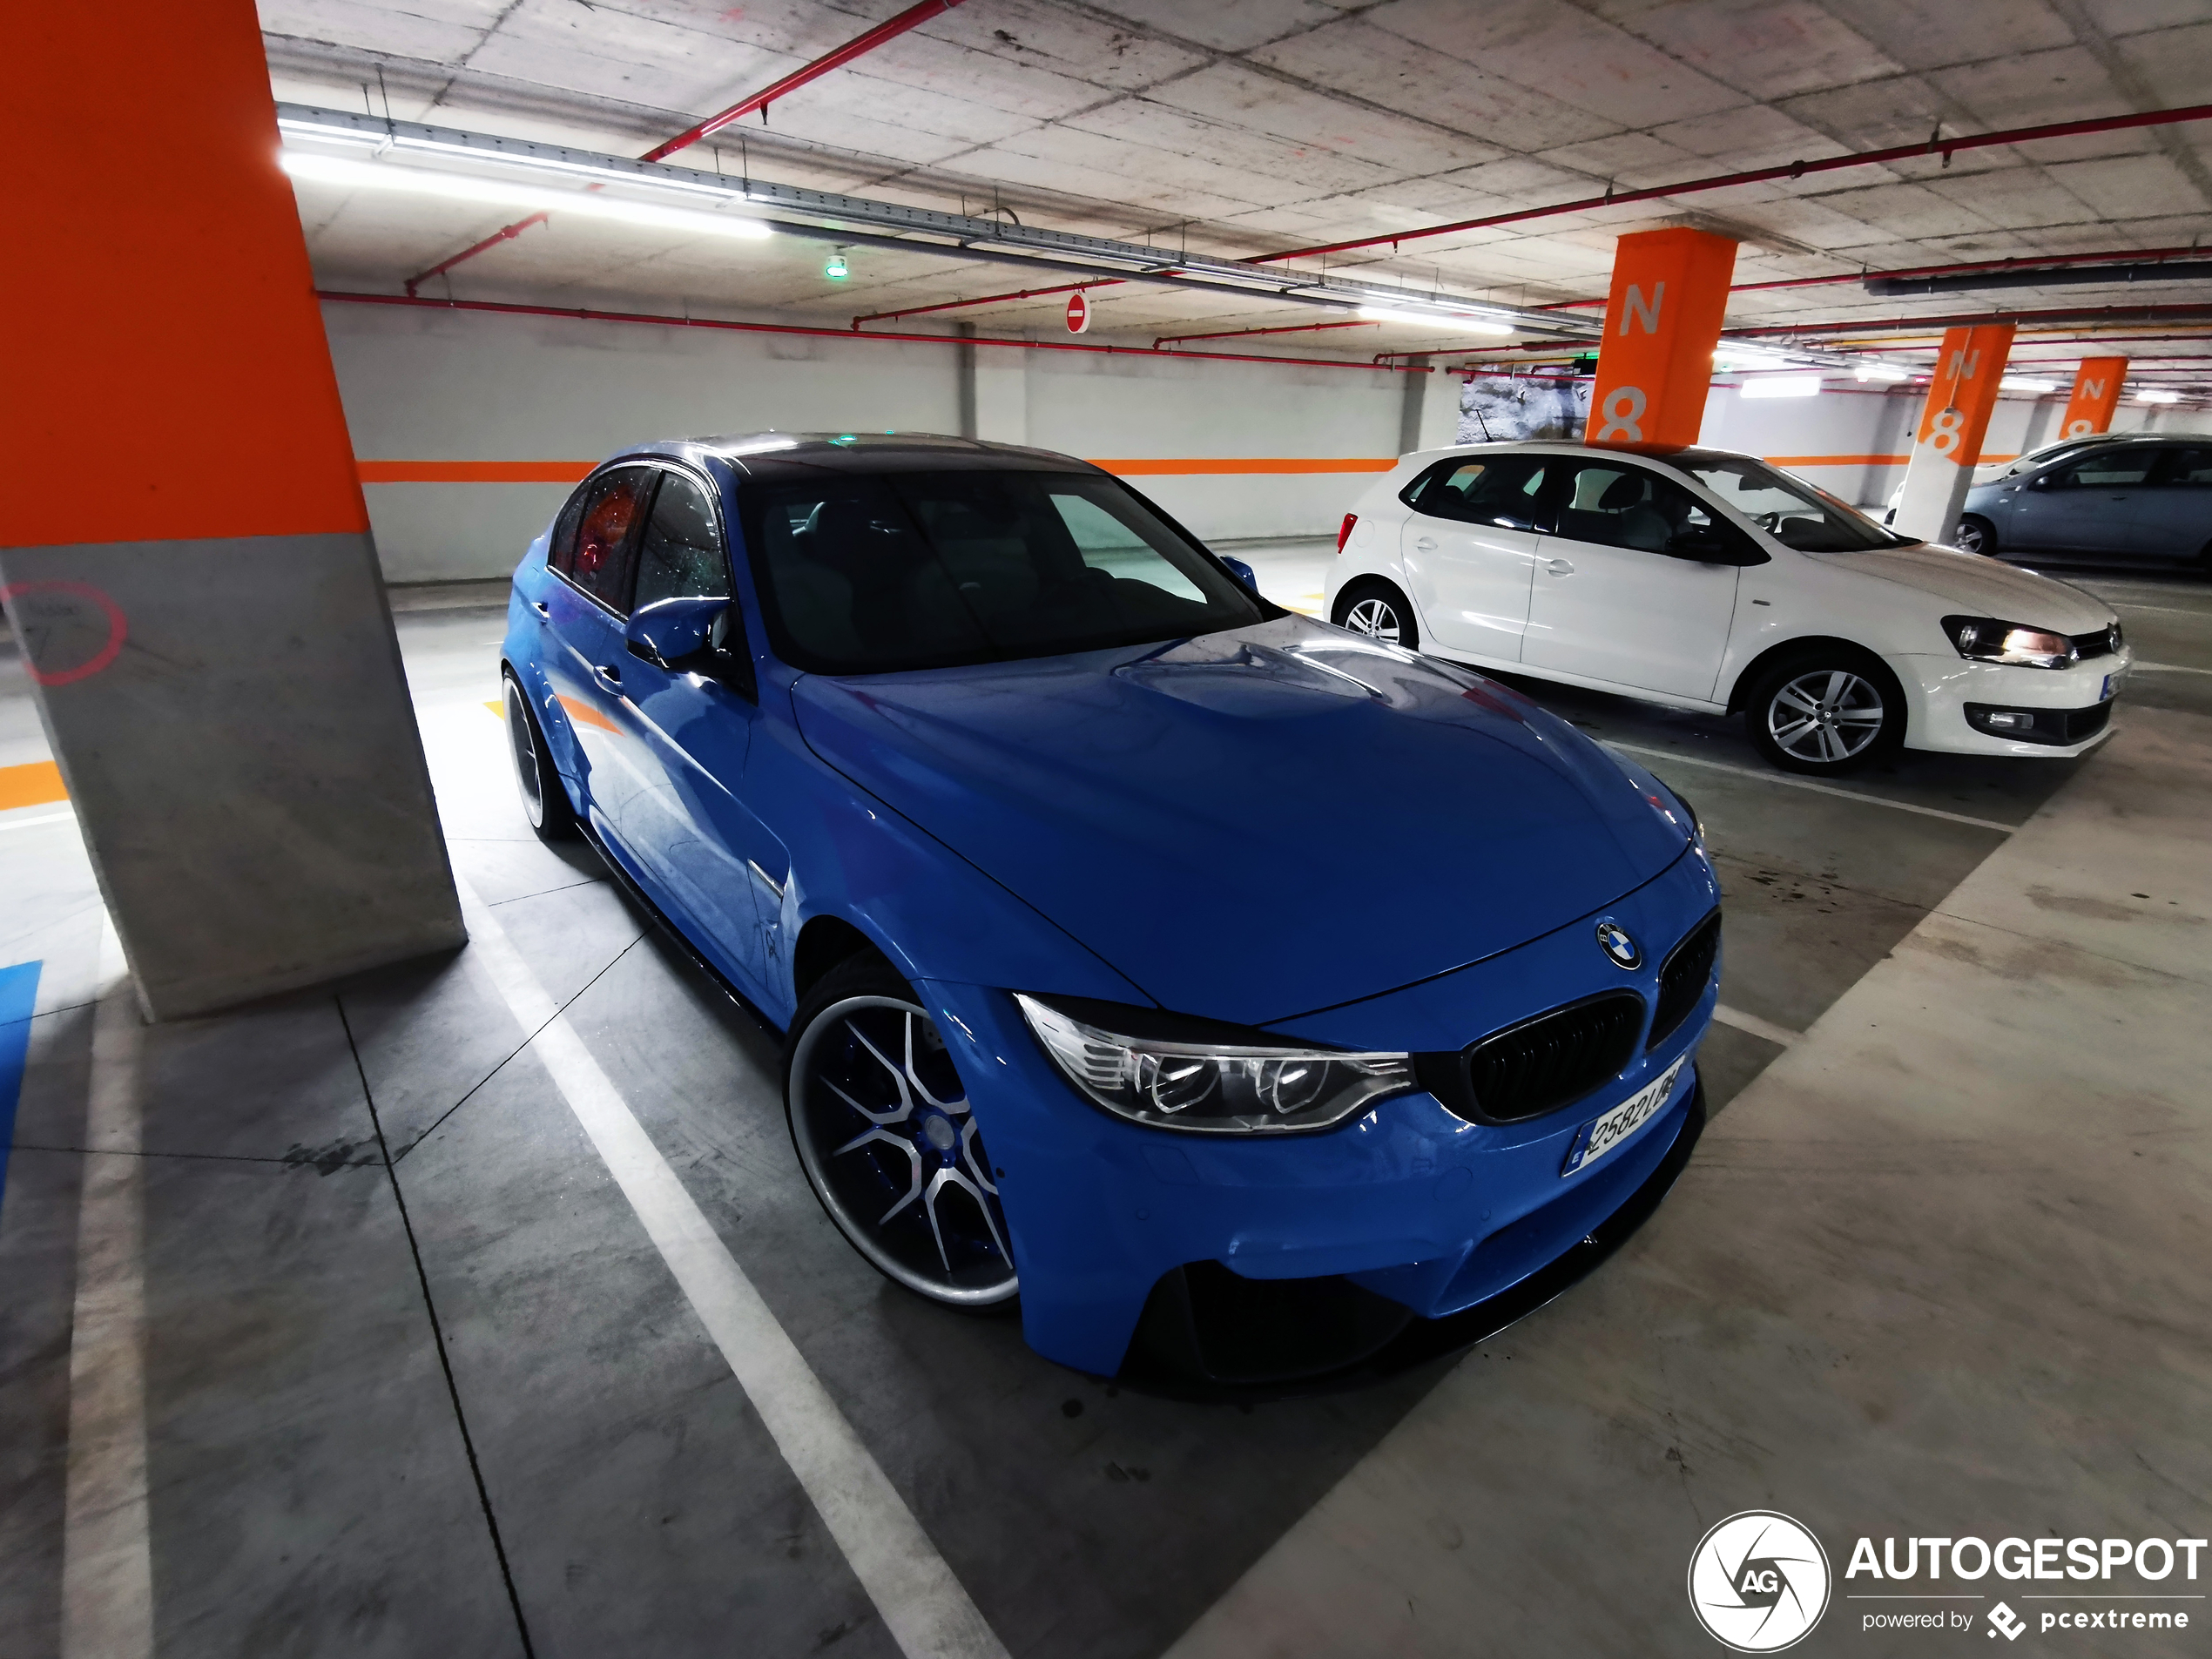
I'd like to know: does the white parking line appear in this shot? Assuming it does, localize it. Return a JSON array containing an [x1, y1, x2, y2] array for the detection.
[[1604, 741, 2018, 833], [2134, 660, 2212, 675], [453, 876, 1009, 1659], [61, 925, 153, 1659], [1712, 1004, 1800, 1048], [2107, 601, 2212, 617], [0, 808, 74, 834]]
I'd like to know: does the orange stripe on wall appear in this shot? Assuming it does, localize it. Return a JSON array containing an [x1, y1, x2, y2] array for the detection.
[[360, 461, 597, 484], [0, 761, 69, 812]]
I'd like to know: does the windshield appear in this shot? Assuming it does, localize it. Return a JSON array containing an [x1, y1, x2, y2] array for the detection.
[[741, 469, 1269, 674], [1673, 455, 1917, 552]]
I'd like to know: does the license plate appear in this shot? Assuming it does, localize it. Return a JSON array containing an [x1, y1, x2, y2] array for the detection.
[[2101, 671, 2122, 701], [1561, 1059, 1684, 1177]]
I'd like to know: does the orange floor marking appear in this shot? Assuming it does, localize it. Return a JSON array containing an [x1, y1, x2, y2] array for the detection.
[[0, 760, 68, 811]]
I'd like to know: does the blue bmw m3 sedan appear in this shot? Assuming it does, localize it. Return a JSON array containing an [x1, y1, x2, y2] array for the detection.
[[499, 433, 1722, 1383]]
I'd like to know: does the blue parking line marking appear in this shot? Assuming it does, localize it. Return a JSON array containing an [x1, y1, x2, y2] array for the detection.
[[0, 961, 44, 1221]]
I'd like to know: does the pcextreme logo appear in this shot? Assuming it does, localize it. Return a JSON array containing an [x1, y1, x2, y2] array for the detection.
[[1689, 1511, 1833, 1651]]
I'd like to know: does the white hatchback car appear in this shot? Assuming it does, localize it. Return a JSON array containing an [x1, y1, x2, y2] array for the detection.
[[1325, 442, 2130, 773]]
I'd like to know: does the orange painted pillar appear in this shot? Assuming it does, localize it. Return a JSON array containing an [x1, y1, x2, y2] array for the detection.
[[2060, 357, 2128, 438], [0, 0, 462, 1016], [1891, 322, 2018, 545], [1586, 228, 1739, 448]]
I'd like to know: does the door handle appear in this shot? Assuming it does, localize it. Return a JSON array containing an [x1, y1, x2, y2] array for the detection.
[[1413, 536, 1438, 551], [595, 664, 622, 685], [531, 601, 550, 617], [1545, 558, 1574, 576]]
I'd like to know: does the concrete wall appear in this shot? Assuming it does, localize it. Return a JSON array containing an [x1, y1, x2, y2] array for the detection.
[[321, 300, 1430, 583]]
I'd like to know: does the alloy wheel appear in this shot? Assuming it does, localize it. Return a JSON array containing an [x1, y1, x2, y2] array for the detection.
[[504, 678, 548, 828], [1952, 518, 1989, 555], [1344, 596, 1402, 644], [789, 995, 1017, 1305], [1766, 669, 1886, 765]]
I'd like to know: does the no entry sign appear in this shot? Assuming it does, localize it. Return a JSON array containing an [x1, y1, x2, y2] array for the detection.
[[1065, 292, 1091, 334]]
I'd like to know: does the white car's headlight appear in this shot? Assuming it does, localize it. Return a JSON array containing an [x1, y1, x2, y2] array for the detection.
[[1015, 994, 1414, 1134], [1942, 614, 2078, 669]]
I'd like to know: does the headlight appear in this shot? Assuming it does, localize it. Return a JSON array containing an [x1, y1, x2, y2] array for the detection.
[[1015, 994, 1414, 1134], [1942, 614, 2078, 669]]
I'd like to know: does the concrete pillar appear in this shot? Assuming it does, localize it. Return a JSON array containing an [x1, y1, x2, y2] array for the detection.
[[954, 322, 979, 439], [2060, 356, 2128, 438], [1587, 228, 1738, 449], [1397, 356, 1431, 454], [1892, 323, 2017, 545], [1, 0, 463, 1018]]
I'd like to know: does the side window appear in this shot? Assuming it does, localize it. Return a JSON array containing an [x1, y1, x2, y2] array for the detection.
[[1406, 455, 1549, 530], [2055, 448, 2160, 489], [562, 468, 652, 612], [2150, 448, 2212, 486], [632, 472, 732, 611], [550, 486, 589, 576], [1550, 462, 1715, 555]]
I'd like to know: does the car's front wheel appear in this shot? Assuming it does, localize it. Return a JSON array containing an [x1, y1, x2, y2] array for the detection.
[[503, 672, 578, 842], [1332, 579, 1420, 649], [785, 953, 1019, 1310], [1952, 514, 1997, 556], [1743, 652, 1905, 774]]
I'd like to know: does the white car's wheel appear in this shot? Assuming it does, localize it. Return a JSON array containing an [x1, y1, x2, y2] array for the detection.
[[1332, 580, 1419, 649], [1743, 654, 1905, 775]]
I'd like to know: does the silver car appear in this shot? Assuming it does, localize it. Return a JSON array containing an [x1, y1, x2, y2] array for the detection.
[[1957, 435, 2212, 566]]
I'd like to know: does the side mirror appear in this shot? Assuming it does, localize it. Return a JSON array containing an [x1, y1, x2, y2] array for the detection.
[[626, 597, 756, 698], [1219, 555, 1258, 590], [1665, 527, 1733, 562]]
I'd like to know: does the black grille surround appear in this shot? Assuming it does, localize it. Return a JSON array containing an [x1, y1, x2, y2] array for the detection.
[[1417, 990, 1645, 1126], [1649, 909, 1722, 1049], [1964, 700, 2114, 745], [2071, 623, 2121, 661]]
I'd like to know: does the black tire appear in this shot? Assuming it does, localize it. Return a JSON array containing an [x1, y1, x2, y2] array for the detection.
[[1742, 650, 1905, 775], [1332, 578, 1420, 649], [1952, 514, 1998, 556], [784, 952, 1018, 1311], [503, 671, 579, 842]]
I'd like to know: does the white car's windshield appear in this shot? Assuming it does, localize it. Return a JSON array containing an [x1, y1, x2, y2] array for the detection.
[[1673, 454, 1919, 552]]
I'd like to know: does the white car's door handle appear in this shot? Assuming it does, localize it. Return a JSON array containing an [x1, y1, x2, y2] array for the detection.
[[1413, 536, 1438, 551], [1546, 558, 1574, 576]]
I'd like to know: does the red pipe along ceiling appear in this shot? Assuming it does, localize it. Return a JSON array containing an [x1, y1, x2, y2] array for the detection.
[[1257, 103, 2212, 264], [407, 0, 967, 294], [318, 290, 1435, 374]]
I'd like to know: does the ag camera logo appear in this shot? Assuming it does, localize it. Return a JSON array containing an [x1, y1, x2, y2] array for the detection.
[[1689, 1511, 1831, 1651]]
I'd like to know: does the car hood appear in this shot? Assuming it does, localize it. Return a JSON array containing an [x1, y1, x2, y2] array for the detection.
[[792, 616, 1690, 1026], [1818, 543, 2114, 633]]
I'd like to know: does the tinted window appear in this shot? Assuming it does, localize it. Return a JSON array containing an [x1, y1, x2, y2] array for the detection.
[[632, 471, 730, 610], [2054, 447, 2160, 488], [1548, 461, 1717, 554], [741, 470, 1266, 675], [2151, 447, 2212, 486], [558, 468, 652, 612], [1673, 455, 1910, 551], [1406, 455, 1549, 530]]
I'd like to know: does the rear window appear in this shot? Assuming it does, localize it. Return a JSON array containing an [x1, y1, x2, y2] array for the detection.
[[739, 470, 1268, 675]]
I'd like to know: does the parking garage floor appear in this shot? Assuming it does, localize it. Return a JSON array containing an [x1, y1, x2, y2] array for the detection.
[[3, 555, 2208, 1657]]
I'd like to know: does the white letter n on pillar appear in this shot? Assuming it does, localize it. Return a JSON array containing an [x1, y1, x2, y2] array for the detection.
[[1619, 282, 1665, 335]]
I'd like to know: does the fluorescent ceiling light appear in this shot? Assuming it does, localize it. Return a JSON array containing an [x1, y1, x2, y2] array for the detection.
[[2000, 376, 2058, 393], [1739, 374, 1824, 399], [2137, 388, 2182, 403], [1853, 361, 1910, 382], [1358, 305, 1515, 334], [279, 151, 773, 239], [279, 118, 744, 201]]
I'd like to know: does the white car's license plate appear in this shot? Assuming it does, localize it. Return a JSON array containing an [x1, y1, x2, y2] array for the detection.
[[2101, 669, 2124, 701], [1561, 1058, 1684, 1177]]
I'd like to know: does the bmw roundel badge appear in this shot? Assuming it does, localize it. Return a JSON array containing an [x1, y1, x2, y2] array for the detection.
[[1595, 920, 1641, 969]]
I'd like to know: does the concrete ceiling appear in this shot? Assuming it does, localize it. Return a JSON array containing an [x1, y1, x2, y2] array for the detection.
[[264, 0, 2212, 378]]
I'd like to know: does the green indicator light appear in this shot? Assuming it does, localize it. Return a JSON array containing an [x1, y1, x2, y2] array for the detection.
[[824, 251, 849, 280]]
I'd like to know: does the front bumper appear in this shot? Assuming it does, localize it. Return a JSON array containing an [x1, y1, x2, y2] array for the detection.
[[1894, 647, 2132, 757], [922, 847, 1721, 1377]]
